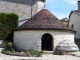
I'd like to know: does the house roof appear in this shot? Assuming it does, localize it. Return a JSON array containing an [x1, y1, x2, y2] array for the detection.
[[69, 10, 79, 18], [15, 9, 75, 33], [60, 18, 68, 22]]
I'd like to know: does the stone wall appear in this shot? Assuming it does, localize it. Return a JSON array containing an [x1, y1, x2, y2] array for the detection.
[[0, 0, 45, 26], [14, 30, 74, 52]]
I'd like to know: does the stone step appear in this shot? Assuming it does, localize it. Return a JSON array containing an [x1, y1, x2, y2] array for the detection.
[[44, 51, 53, 54]]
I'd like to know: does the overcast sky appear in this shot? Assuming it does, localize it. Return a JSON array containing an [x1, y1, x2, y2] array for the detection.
[[45, 0, 78, 19]]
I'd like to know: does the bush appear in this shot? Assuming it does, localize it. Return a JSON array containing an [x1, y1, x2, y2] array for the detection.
[[3, 42, 15, 53], [0, 13, 18, 40], [36, 51, 44, 57], [8, 42, 13, 48], [26, 49, 44, 57], [27, 49, 36, 56]]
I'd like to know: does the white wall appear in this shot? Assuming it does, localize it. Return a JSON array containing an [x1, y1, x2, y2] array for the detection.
[[62, 22, 68, 26], [69, 13, 80, 38], [14, 30, 74, 52], [37, 1, 45, 12]]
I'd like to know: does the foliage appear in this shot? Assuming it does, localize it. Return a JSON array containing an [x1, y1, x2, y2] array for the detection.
[[27, 49, 36, 56], [36, 50, 44, 57], [8, 42, 13, 48], [4, 48, 15, 53], [0, 13, 18, 40], [3, 42, 15, 53], [26, 49, 44, 57]]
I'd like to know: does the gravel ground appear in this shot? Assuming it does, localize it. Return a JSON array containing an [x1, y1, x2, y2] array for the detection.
[[0, 53, 80, 60]]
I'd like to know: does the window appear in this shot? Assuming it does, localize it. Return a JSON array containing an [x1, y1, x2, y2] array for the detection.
[[71, 24, 74, 29]]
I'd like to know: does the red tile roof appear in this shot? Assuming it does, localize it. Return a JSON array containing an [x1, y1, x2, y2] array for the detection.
[[14, 9, 75, 33]]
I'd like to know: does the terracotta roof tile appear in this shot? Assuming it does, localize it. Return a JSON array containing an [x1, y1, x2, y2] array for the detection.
[[14, 9, 75, 33]]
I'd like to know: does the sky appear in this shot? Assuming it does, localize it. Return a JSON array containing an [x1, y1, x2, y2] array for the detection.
[[45, 0, 78, 19]]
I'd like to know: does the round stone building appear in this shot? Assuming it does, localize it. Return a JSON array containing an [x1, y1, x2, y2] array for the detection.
[[14, 9, 78, 54]]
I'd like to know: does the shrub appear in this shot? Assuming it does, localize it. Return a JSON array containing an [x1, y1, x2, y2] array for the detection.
[[26, 49, 44, 57], [36, 51, 44, 57], [27, 49, 36, 56], [8, 42, 13, 48], [6, 48, 15, 53], [4, 42, 15, 53], [0, 13, 18, 40]]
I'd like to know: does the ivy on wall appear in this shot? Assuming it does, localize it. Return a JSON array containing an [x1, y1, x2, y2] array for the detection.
[[0, 13, 19, 40]]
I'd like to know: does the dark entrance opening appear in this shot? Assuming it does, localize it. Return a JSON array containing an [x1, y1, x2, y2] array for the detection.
[[41, 33, 53, 51]]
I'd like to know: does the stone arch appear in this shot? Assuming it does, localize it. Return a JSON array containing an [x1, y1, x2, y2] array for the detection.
[[41, 33, 53, 51]]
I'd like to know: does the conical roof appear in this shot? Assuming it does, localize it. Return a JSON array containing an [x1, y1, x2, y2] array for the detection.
[[15, 9, 74, 32]]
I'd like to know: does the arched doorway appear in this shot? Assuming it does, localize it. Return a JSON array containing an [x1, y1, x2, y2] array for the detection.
[[41, 33, 53, 51]]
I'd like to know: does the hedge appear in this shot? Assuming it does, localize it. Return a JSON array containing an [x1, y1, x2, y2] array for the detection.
[[0, 13, 19, 40]]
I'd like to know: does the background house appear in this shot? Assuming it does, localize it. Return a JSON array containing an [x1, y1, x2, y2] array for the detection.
[[68, 1, 80, 39], [68, 1, 80, 49], [0, 0, 45, 26], [60, 17, 69, 26]]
